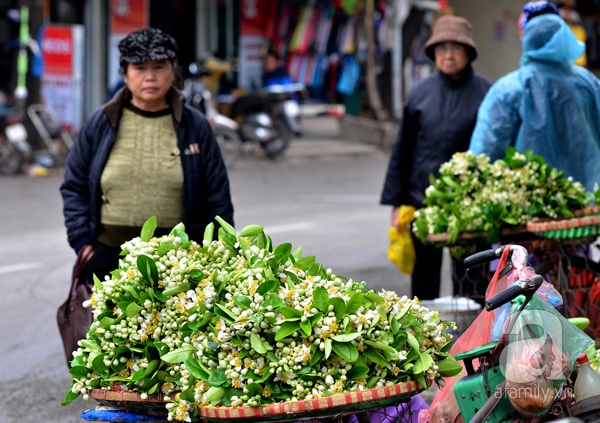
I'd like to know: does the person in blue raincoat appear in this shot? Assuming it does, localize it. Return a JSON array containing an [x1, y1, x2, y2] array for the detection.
[[469, 9, 600, 193]]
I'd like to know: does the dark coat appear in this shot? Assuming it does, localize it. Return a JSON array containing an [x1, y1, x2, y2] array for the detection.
[[381, 66, 492, 208], [60, 87, 234, 253]]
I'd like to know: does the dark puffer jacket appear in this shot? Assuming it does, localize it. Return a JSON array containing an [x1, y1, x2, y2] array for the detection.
[[381, 66, 492, 208], [60, 87, 234, 253]]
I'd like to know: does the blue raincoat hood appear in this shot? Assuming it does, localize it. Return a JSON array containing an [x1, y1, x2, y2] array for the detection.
[[469, 14, 600, 193], [521, 14, 585, 66]]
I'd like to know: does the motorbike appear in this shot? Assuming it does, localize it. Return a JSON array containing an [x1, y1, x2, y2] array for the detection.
[[450, 245, 600, 423], [225, 82, 305, 157], [0, 108, 31, 175], [182, 74, 243, 168], [185, 62, 306, 163]]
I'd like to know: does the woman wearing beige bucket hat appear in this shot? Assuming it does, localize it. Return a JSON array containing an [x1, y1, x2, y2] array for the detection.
[[381, 15, 492, 302]]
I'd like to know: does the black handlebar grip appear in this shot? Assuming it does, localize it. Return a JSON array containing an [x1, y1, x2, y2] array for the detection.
[[464, 248, 501, 270], [485, 282, 526, 311]]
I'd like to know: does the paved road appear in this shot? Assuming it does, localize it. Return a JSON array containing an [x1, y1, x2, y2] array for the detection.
[[0, 117, 449, 422]]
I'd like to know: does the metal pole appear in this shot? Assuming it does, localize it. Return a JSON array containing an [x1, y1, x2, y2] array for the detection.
[[225, 0, 234, 64], [84, 0, 106, 114], [392, 0, 410, 120]]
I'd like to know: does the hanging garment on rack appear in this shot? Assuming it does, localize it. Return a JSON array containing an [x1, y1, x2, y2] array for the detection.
[[337, 54, 361, 94], [290, 6, 312, 52], [299, 6, 320, 54], [340, 15, 356, 54], [315, 5, 335, 54]]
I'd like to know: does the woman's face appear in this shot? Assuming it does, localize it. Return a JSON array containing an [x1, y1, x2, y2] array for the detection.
[[124, 59, 175, 111], [434, 42, 470, 80]]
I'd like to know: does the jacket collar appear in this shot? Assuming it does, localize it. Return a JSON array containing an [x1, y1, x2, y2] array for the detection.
[[437, 64, 474, 87], [103, 86, 184, 128]]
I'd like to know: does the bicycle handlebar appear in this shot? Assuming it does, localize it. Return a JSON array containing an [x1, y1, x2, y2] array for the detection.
[[485, 274, 544, 311], [464, 245, 529, 270]]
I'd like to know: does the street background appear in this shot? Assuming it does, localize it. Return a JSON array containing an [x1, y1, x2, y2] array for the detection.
[[0, 116, 452, 423]]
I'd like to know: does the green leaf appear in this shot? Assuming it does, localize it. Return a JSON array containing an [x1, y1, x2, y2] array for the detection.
[[214, 303, 238, 322], [280, 306, 303, 318], [262, 297, 283, 310], [275, 321, 300, 341], [131, 368, 146, 381], [346, 293, 363, 314], [240, 224, 264, 237], [215, 216, 236, 236], [244, 382, 263, 396], [327, 298, 346, 320], [294, 255, 316, 270], [390, 317, 400, 335], [292, 246, 303, 259], [364, 293, 384, 304], [126, 302, 144, 318], [208, 368, 228, 387], [413, 353, 434, 374], [233, 296, 252, 309], [346, 366, 369, 380], [274, 243, 293, 262], [324, 338, 332, 359], [93, 274, 103, 291], [92, 353, 107, 374], [137, 255, 158, 286], [257, 279, 280, 296], [160, 346, 194, 363], [313, 287, 329, 312], [331, 342, 358, 362], [69, 366, 89, 378], [268, 352, 279, 363], [330, 332, 361, 342], [406, 332, 420, 351], [436, 356, 463, 376], [310, 348, 323, 366], [250, 333, 268, 354], [141, 216, 157, 242], [204, 222, 215, 243], [144, 359, 161, 378], [364, 347, 389, 366], [300, 319, 312, 336], [61, 385, 80, 406], [152, 288, 167, 303], [162, 283, 191, 297], [205, 386, 226, 404], [157, 242, 177, 256]]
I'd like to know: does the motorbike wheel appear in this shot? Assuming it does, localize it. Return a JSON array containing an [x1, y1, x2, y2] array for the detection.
[[259, 118, 291, 158], [0, 139, 24, 175], [214, 125, 243, 168]]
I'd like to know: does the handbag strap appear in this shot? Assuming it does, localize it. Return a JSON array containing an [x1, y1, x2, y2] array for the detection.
[[70, 247, 94, 297]]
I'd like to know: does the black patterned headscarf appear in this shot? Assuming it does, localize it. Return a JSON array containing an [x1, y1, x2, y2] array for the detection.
[[118, 28, 178, 66]]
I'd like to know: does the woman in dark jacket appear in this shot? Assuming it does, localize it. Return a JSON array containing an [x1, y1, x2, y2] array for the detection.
[[60, 28, 234, 340], [380, 16, 491, 300]]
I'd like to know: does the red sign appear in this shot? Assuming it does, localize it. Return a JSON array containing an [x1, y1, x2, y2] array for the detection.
[[110, 0, 148, 34], [241, 0, 271, 36], [41, 26, 73, 76]]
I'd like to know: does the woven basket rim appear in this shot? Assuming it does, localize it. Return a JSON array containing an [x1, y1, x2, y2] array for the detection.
[[526, 215, 600, 233], [198, 380, 422, 420], [91, 380, 423, 420], [572, 205, 600, 217]]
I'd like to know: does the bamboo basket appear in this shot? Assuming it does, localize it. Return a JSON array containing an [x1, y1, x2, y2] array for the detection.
[[90, 380, 423, 422], [198, 381, 423, 422]]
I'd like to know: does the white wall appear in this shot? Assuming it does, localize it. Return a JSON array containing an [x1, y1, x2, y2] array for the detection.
[[451, 0, 526, 81]]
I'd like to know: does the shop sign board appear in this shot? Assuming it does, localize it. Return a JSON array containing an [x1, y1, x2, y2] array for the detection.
[[239, 0, 269, 90], [40, 24, 84, 132], [108, 0, 148, 90]]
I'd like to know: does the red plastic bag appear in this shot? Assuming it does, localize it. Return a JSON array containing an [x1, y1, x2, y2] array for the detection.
[[451, 247, 562, 356]]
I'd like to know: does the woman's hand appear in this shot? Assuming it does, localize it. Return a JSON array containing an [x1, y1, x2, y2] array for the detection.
[[77, 244, 95, 267], [391, 207, 400, 231]]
